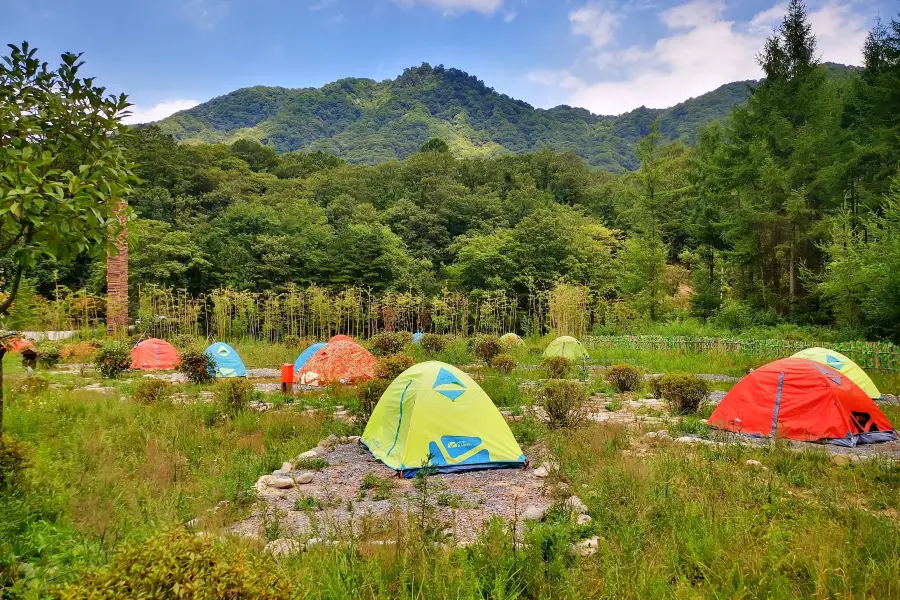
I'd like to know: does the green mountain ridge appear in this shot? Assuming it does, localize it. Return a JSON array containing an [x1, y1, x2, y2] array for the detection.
[[156, 62, 853, 172]]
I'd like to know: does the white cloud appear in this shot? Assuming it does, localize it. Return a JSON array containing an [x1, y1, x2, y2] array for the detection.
[[503, 9, 517, 23], [393, 0, 503, 16], [531, 0, 871, 116], [183, 0, 229, 29], [123, 99, 200, 124]]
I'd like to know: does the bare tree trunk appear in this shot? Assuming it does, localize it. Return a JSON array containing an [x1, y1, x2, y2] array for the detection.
[[789, 225, 796, 314], [0, 346, 6, 464]]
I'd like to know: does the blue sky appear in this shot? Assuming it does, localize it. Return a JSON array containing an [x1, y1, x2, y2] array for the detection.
[[1, 0, 893, 121]]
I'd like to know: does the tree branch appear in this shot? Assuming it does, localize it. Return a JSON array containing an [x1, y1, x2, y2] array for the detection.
[[0, 262, 25, 317]]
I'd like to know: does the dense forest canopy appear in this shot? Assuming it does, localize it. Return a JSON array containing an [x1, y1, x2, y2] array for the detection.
[[4, 2, 900, 343]]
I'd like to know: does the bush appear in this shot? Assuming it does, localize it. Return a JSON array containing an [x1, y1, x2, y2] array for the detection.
[[491, 354, 516, 374], [0, 434, 31, 489], [94, 341, 131, 379], [171, 334, 198, 351], [606, 363, 641, 393], [132, 379, 172, 404], [375, 353, 415, 380], [36, 341, 62, 368], [371, 332, 407, 357], [60, 341, 97, 363], [10, 375, 49, 398], [421, 333, 448, 355], [541, 380, 586, 429], [542, 356, 572, 380], [215, 378, 256, 415], [653, 373, 710, 415], [55, 530, 291, 600], [282, 334, 301, 349], [179, 347, 215, 384], [356, 378, 391, 420], [474, 335, 502, 364]]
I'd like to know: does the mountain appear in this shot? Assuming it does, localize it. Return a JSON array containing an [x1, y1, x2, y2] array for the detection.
[[155, 62, 852, 172]]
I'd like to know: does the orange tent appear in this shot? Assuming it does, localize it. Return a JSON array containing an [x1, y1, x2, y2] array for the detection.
[[131, 338, 181, 370], [4, 337, 35, 353], [329, 335, 353, 344], [296, 340, 376, 386], [709, 358, 896, 447]]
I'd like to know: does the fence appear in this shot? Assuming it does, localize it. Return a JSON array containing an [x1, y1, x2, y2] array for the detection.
[[585, 335, 900, 372]]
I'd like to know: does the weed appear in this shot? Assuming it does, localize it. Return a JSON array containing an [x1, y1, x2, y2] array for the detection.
[[293, 457, 328, 471], [295, 496, 324, 511], [215, 378, 257, 415], [131, 379, 172, 404], [541, 380, 586, 429], [359, 472, 395, 501]]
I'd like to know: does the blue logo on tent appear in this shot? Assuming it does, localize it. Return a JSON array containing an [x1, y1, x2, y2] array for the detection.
[[825, 354, 845, 370], [433, 367, 466, 401], [428, 442, 490, 466], [441, 436, 482, 458]]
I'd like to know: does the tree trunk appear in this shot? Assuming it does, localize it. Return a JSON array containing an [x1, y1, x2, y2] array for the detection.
[[789, 226, 796, 315], [0, 346, 5, 463]]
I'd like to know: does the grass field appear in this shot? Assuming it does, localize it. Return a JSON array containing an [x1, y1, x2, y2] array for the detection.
[[1, 340, 899, 599]]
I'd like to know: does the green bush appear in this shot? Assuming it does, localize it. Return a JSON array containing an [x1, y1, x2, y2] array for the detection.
[[606, 363, 641, 393], [132, 379, 172, 404], [35, 341, 61, 368], [0, 434, 31, 489], [355, 378, 391, 420], [474, 335, 502, 364], [653, 373, 710, 415], [179, 347, 215, 384], [215, 378, 257, 415], [94, 341, 131, 379], [375, 353, 415, 380], [55, 530, 291, 600], [371, 332, 407, 356], [491, 354, 516, 374], [542, 356, 572, 379], [171, 334, 198, 351], [421, 333, 448, 355], [541, 380, 586, 429], [282, 334, 301, 349]]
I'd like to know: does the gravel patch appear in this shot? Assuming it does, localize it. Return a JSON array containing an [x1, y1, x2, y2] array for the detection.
[[248, 368, 281, 379]]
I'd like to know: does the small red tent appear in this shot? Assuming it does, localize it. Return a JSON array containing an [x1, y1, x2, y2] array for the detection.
[[329, 335, 353, 344], [131, 338, 181, 370], [4, 337, 35, 353], [296, 340, 375, 386], [709, 358, 896, 446]]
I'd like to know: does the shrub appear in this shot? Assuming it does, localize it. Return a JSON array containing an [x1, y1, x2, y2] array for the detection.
[[375, 353, 415, 380], [36, 341, 61, 368], [356, 378, 390, 420], [0, 434, 31, 489], [180, 347, 215, 384], [541, 380, 586, 429], [10, 375, 49, 398], [421, 333, 448, 355], [171, 334, 198, 351], [491, 354, 516, 374], [606, 363, 641, 393], [371, 332, 407, 356], [132, 379, 172, 404], [95, 341, 131, 379], [474, 335, 502, 364], [282, 334, 301, 349], [543, 356, 572, 380], [61, 340, 96, 363], [55, 530, 291, 600], [215, 378, 256, 415], [654, 373, 710, 415]]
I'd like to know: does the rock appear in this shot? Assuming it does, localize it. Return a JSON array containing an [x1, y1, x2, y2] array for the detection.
[[571, 536, 599, 557], [334, 405, 345, 411], [294, 471, 314, 485], [269, 477, 295, 489], [745, 459, 763, 468], [334, 411, 348, 420], [520, 506, 546, 521], [327, 434, 338, 442], [645, 431, 658, 438], [831, 454, 852, 466], [184, 518, 199, 530], [265, 539, 301, 557], [297, 450, 319, 460], [576, 514, 592, 525], [656, 429, 670, 439], [850, 454, 867, 464], [675, 436, 703, 444], [441, 528, 454, 538], [347, 435, 361, 443], [564, 496, 588, 514], [533, 466, 549, 478]]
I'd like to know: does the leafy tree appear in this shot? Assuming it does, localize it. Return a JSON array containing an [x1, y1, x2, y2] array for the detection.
[[419, 138, 450, 154]]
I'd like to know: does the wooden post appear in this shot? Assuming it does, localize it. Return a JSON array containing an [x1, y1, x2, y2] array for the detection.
[[106, 201, 128, 335]]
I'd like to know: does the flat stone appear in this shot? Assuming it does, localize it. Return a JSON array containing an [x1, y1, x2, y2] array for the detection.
[[576, 514, 592, 525], [745, 459, 763, 468], [520, 506, 546, 521], [297, 450, 319, 460], [564, 496, 588, 514], [294, 472, 314, 484], [572, 536, 599, 557], [533, 466, 549, 478], [675, 436, 703, 444], [831, 454, 852, 466], [265, 539, 301, 557], [269, 477, 295, 489]]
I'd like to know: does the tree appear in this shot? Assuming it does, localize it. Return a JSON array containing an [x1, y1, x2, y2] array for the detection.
[[0, 42, 136, 439], [419, 138, 450, 154]]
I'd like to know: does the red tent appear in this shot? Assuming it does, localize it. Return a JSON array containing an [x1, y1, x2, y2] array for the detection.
[[131, 338, 181, 370], [296, 340, 375, 386], [329, 335, 353, 344], [4, 337, 35, 353], [709, 358, 896, 446]]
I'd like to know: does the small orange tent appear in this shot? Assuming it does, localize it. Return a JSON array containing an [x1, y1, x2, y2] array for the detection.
[[296, 340, 376, 386], [131, 338, 181, 370], [709, 358, 896, 446], [3, 337, 35, 353], [329, 335, 353, 344]]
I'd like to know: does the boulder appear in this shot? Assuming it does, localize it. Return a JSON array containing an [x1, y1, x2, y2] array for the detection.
[[294, 472, 314, 485], [745, 459, 764, 468], [265, 539, 301, 557], [674, 436, 703, 444], [571, 536, 600, 557], [296, 450, 319, 461], [576, 514, 592, 525], [564, 496, 588, 514], [533, 466, 549, 478], [269, 477, 295, 490], [520, 506, 546, 521]]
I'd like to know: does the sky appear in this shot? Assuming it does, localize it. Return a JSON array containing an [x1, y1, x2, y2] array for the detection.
[[1, 0, 894, 121]]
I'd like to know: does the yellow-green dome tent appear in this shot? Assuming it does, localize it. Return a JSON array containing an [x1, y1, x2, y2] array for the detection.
[[361, 361, 525, 477], [500, 333, 524, 346], [791, 347, 882, 399], [543, 335, 589, 360]]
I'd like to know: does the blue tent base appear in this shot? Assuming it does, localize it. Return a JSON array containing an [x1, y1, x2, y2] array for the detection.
[[714, 429, 898, 447], [360, 440, 526, 479]]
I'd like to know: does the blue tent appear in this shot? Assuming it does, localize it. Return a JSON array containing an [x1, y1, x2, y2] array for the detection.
[[204, 342, 248, 378], [412, 332, 424, 344], [294, 342, 326, 372]]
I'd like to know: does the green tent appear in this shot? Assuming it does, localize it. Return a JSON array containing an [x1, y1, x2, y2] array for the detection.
[[543, 335, 589, 360], [500, 333, 525, 346]]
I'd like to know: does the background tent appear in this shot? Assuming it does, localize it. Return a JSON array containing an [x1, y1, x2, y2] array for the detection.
[[4, 337, 35, 353], [791, 347, 881, 399], [543, 336, 589, 360], [131, 338, 181, 370], [709, 358, 896, 446], [330, 335, 353, 343], [296, 340, 376, 386], [362, 361, 525, 477], [500, 333, 524, 346], [294, 342, 326, 373], [204, 342, 247, 378], [412, 332, 424, 344]]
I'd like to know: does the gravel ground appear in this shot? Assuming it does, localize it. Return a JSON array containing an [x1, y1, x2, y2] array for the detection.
[[231, 442, 549, 545]]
